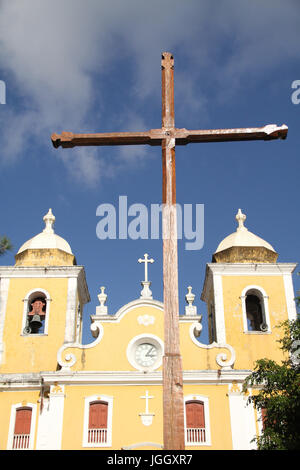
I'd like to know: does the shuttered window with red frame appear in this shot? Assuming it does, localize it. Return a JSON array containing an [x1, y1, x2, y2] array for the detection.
[[14, 407, 32, 435], [89, 401, 108, 429], [186, 401, 205, 429]]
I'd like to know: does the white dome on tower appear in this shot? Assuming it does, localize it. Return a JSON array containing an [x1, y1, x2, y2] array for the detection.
[[215, 209, 276, 253], [17, 209, 73, 255], [15, 209, 76, 266], [213, 209, 278, 264]]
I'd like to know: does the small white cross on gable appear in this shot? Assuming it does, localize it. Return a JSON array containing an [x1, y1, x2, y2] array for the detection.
[[138, 253, 154, 299], [138, 253, 154, 282]]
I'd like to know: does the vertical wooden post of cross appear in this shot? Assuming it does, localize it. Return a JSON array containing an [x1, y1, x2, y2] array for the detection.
[[161, 52, 185, 450]]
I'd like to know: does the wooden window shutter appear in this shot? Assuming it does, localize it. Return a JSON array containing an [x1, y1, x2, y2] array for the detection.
[[89, 401, 108, 429], [186, 401, 205, 428], [14, 407, 32, 435], [261, 407, 267, 430]]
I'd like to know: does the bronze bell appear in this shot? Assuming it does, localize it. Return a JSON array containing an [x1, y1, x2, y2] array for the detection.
[[29, 314, 43, 333]]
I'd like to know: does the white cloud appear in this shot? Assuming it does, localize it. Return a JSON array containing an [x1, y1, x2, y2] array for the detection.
[[0, 0, 299, 186]]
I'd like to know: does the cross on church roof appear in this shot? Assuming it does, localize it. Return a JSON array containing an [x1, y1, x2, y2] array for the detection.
[[138, 253, 154, 283], [138, 253, 154, 300]]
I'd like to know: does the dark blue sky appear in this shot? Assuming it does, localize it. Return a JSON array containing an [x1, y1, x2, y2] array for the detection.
[[0, 1, 299, 344]]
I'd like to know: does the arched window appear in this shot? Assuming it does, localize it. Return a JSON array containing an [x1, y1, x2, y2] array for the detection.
[[83, 395, 113, 447], [22, 289, 51, 335], [241, 286, 270, 333], [184, 396, 211, 446], [13, 407, 32, 449], [185, 401, 206, 444], [7, 403, 37, 450], [246, 294, 264, 331], [88, 401, 108, 444]]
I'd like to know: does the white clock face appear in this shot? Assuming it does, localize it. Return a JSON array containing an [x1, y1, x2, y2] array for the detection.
[[135, 343, 158, 367]]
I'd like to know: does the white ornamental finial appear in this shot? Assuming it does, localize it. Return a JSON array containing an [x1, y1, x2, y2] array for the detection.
[[43, 208, 55, 234], [185, 286, 197, 316], [138, 253, 154, 299], [96, 286, 108, 315], [235, 208, 247, 231]]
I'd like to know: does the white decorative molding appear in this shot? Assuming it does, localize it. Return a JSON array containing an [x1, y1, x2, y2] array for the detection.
[[213, 274, 226, 343], [36, 384, 65, 449], [282, 273, 298, 321], [93, 298, 164, 323], [137, 314, 155, 326], [0, 277, 10, 364], [201, 263, 298, 304], [64, 277, 78, 343], [57, 321, 104, 370], [189, 322, 236, 370], [205, 262, 297, 277], [122, 442, 163, 450], [0, 369, 253, 390], [0, 266, 90, 304], [228, 385, 256, 450]]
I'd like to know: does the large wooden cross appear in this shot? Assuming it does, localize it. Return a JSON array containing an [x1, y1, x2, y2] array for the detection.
[[51, 52, 288, 450]]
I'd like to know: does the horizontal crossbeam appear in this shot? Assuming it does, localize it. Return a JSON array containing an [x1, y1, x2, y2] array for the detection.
[[51, 124, 287, 149]]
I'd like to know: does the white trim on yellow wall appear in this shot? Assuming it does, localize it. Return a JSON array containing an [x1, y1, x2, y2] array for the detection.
[[228, 385, 256, 450], [0, 266, 90, 304], [282, 273, 298, 321], [0, 277, 10, 364]]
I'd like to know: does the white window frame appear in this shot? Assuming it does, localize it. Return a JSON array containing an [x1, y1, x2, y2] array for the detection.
[[7, 402, 37, 450], [184, 395, 211, 446], [240, 285, 271, 334], [21, 288, 51, 336], [82, 395, 113, 448]]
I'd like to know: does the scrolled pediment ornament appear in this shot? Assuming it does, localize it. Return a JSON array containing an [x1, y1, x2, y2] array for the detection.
[[57, 320, 103, 370], [189, 321, 236, 370]]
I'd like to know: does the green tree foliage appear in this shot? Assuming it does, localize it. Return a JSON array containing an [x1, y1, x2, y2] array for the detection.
[[244, 318, 300, 450], [0, 236, 13, 256]]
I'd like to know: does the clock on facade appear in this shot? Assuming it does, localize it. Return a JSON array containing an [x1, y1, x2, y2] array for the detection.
[[127, 334, 164, 371], [134, 343, 158, 367]]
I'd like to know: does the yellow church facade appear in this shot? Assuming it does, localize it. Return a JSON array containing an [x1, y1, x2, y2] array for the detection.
[[0, 208, 297, 450]]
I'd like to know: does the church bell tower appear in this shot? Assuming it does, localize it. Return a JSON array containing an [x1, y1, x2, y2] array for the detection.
[[0, 209, 90, 374], [201, 209, 297, 370]]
